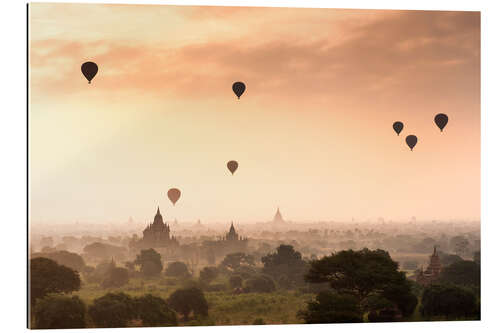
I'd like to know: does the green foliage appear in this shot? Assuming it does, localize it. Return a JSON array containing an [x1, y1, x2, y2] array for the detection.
[[253, 318, 266, 325], [165, 261, 191, 278], [135, 248, 163, 277], [30, 257, 81, 306], [221, 252, 255, 270], [420, 284, 479, 319], [305, 248, 417, 317], [229, 275, 243, 289], [297, 291, 363, 323], [380, 278, 418, 317], [440, 260, 480, 287], [199, 266, 218, 284], [306, 248, 400, 300], [101, 267, 130, 288], [243, 275, 276, 293], [135, 294, 178, 327], [33, 295, 86, 329], [168, 287, 209, 321], [261, 245, 308, 288], [439, 252, 464, 267], [31, 250, 86, 271], [88, 292, 136, 327]]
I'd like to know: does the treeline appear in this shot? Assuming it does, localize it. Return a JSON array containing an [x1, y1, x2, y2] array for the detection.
[[29, 245, 480, 328]]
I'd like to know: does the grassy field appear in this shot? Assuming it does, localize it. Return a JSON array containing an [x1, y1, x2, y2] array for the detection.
[[73, 277, 314, 326]]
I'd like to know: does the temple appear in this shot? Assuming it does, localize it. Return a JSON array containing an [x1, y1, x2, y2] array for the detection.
[[272, 207, 286, 223], [416, 246, 442, 285], [223, 222, 244, 241], [131, 207, 179, 249]]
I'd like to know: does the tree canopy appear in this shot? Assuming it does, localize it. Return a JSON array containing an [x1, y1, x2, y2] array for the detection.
[[134, 248, 163, 277], [420, 284, 478, 319], [199, 266, 218, 285], [297, 291, 363, 323], [305, 248, 416, 318], [88, 292, 136, 327], [164, 261, 191, 278], [135, 294, 177, 327], [31, 250, 86, 272], [30, 257, 81, 306], [220, 252, 255, 270], [439, 260, 480, 287], [33, 295, 86, 329], [168, 287, 208, 321], [261, 244, 308, 287]]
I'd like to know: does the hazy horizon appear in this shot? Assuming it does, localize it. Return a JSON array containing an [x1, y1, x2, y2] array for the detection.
[[29, 4, 480, 224]]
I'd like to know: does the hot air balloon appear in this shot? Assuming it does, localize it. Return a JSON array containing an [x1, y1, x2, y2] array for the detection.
[[232, 82, 246, 99], [393, 121, 404, 136], [405, 135, 418, 151], [167, 188, 181, 206], [227, 160, 238, 175], [81, 61, 98, 84], [434, 113, 448, 132]]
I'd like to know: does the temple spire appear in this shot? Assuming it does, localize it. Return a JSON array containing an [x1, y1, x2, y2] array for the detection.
[[157, 206, 160, 215]]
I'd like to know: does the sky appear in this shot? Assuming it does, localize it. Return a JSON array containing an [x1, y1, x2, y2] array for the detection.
[[29, 3, 480, 224]]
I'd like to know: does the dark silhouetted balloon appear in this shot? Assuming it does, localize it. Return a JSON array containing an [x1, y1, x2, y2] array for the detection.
[[227, 160, 238, 175], [232, 82, 246, 99], [434, 113, 448, 132], [393, 121, 404, 136], [167, 188, 181, 206], [81, 62, 98, 84], [406, 135, 418, 151]]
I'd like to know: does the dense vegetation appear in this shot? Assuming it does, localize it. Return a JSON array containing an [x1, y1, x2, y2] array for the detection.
[[29, 244, 481, 328]]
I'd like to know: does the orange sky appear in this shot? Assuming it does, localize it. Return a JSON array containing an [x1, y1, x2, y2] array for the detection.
[[29, 3, 480, 223]]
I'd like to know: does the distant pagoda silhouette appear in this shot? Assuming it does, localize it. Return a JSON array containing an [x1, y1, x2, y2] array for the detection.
[[273, 207, 285, 223]]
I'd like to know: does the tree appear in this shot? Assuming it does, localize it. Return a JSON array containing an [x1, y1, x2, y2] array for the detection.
[[88, 292, 136, 327], [220, 252, 255, 270], [30, 257, 81, 307], [101, 267, 130, 288], [297, 291, 363, 323], [229, 275, 243, 289], [439, 252, 464, 267], [243, 275, 276, 293], [168, 287, 208, 321], [33, 295, 86, 329], [439, 260, 480, 287], [31, 250, 86, 272], [420, 284, 478, 319], [306, 249, 400, 301], [135, 248, 163, 277], [450, 236, 470, 257], [305, 248, 416, 317], [83, 242, 127, 261], [261, 244, 308, 287], [199, 266, 218, 285], [135, 294, 177, 327], [164, 261, 191, 278]]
